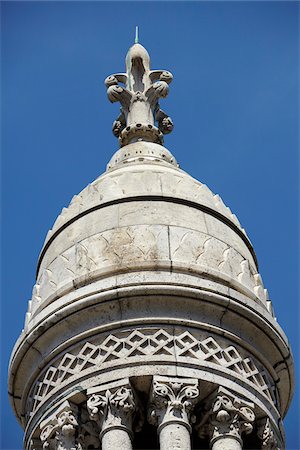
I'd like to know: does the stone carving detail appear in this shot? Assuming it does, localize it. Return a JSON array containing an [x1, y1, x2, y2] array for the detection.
[[148, 376, 199, 431], [213, 194, 242, 229], [46, 171, 247, 240], [197, 387, 255, 445], [29, 438, 43, 450], [77, 407, 100, 450], [33, 225, 270, 321], [257, 418, 279, 450], [105, 42, 173, 147], [34, 225, 168, 309], [28, 329, 275, 419], [40, 401, 78, 450], [87, 379, 141, 439]]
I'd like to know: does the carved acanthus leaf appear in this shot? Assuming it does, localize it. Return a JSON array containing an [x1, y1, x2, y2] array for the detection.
[[197, 387, 255, 445], [40, 401, 78, 450], [257, 418, 279, 450], [87, 379, 140, 438], [148, 376, 199, 431]]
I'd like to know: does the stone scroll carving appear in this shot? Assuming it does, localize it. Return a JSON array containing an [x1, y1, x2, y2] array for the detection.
[[40, 401, 78, 450], [39, 401, 100, 450], [77, 408, 100, 450], [105, 43, 173, 146], [86, 378, 142, 441], [148, 376, 199, 432], [257, 418, 280, 450], [197, 387, 255, 446], [29, 439, 43, 450]]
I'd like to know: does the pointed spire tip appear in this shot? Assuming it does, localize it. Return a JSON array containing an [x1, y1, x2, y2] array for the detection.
[[135, 26, 139, 44]]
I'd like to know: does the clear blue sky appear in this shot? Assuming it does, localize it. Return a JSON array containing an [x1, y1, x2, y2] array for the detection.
[[1, 1, 299, 449]]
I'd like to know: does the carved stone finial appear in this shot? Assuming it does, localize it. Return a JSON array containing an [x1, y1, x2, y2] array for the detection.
[[105, 42, 174, 147], [197, 387, 255, 447], [257, 418, 280, 450], [148, 376, 199, 433]]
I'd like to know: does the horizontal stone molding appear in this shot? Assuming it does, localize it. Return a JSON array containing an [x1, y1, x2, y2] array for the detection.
[[43, 163, 247, 246], [9, 287, 293, 432]]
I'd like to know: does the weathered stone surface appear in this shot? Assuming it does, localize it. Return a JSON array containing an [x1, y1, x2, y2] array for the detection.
[[8, 43, 293, 450]]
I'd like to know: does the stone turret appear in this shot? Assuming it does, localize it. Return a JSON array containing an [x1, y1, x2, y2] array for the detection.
[[9, 40, 294, 450]]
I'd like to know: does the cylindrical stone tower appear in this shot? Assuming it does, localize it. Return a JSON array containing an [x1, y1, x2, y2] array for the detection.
[[9, 42, 294, 450]]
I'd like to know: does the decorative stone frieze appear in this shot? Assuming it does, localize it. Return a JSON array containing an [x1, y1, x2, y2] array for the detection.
[[28, 328, 275, 418], [40, 401, 78, 450], [148, 376, 199, 450], [87, 378, 140, 450], [257, 417, 279, 450], [29, 223, 268, 319], [197, 387, 255, 449]]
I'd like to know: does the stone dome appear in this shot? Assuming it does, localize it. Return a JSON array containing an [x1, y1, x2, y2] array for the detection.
[[30, 141, 268, 326]]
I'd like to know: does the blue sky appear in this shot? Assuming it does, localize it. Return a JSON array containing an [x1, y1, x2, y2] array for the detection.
[[1, 1, 299, 449]]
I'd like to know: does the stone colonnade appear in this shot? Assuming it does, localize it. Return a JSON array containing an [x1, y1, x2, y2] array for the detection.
[[36, 377, 279, 450]]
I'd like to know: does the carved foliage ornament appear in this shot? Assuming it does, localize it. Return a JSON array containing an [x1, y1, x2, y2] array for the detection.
[[87, 381, 141, 439], [198, 388, 255, 445], [40, 402, 78, 450], [148, 376, 199, 432], [105, 42, 173, 146], [257, 418, 279, 450]]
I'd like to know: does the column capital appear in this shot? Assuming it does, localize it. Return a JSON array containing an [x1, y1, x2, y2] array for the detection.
[[197, 387, 255, 446], [40, 401, 78, 450], [148, 376, 200, 434], [257, 418, 279, 450], [77, 407, 100, 450], [86, 378, 140, 440], [29, 438, 43, 450]]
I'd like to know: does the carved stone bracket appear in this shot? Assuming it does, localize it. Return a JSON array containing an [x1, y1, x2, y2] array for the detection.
[[105, 43, 173, 147], [197, 387, 255, 448], [40, 401, 78, 450], [148, 376, 200, 434], [86, 378, 141, 441], [257, 418, 280, 450]]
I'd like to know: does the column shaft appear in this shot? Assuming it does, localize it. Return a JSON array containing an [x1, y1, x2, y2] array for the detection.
[[211, 436, 242, 450], [159, 423, 191, 450], [101, 429, 132, 450]]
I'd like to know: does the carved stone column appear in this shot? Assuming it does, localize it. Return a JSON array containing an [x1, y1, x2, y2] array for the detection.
[[87, 378, 139, 450], [148, 376, 199, 450], [40, 401, 78, 450], [197, 387, 255, 450], [257, 417, 279, 450]]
